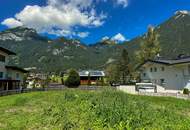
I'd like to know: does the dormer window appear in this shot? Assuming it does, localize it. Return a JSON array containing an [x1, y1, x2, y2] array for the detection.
[[0, 54, 5, 62]]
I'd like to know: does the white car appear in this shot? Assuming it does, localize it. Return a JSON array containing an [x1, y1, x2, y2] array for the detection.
[[136, 83, 156, 93]]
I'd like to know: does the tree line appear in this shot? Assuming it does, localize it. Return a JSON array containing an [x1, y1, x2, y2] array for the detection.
[[106, 26, 161, 85], [42, 26, 161, 87]]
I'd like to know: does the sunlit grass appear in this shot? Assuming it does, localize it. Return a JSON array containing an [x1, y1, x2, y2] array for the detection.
[[0, 89, 190, 129]]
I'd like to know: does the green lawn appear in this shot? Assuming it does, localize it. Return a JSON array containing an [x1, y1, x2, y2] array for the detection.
[[0, 89, 190, 130]]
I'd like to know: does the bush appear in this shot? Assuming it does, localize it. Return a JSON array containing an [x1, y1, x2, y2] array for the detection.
[[183, 88, 189, 95], [65, 69, 80, 88]]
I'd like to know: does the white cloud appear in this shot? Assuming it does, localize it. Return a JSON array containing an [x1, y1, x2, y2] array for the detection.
[[100, 0, 128, 8], [116, 0, 128, 8], [111, 33, 126, 42], [1, 0, 106, 38], [48, 29, 89, 38], [101, 36, 109, 41], [1, 0, 129, 38], [77, 32, 89, 38], [1, 18, 23, 28]]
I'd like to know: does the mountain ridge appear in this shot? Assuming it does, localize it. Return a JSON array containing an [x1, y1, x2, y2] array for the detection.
[[0, 10, 190, 72]]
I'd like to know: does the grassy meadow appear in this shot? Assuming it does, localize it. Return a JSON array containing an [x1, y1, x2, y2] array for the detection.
[[0, 88, 190, 130]]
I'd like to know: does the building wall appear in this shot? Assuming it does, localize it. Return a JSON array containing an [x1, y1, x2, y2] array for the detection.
[[0, 50, 25, 82], [180, 64, 190, 88], [0, 50, 27, 91], [0, 50, 9, 79], [141, 63, 190, 90], [80, 76, 103, 85], [7, 69, 25, 82]]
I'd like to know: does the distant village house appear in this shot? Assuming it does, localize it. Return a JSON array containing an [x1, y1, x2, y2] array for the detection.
[[79, 70, 105, 85]]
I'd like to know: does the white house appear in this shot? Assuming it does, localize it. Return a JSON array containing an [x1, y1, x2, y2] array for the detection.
[[138, 56, 190, 92], [0, 47, 28, 91]]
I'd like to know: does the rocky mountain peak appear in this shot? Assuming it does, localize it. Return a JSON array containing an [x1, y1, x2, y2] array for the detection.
[[174, 10, 190, 20], [0, 26, 47, 42], [175, 10, 189, 15]]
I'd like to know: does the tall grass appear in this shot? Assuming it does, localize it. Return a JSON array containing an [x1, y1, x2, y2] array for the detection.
[[0, 89, 190, 129]]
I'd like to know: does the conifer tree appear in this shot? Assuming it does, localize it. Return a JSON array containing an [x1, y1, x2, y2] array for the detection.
[[117, 49, 131, 85]]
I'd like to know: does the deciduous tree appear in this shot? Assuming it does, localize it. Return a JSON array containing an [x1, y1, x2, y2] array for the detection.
[[136, 26, 161, 63], [65, 69, 80, 88]]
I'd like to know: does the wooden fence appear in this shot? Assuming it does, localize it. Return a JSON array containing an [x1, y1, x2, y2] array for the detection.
[[2, 87, 188, 100], [0, 86, 104, 97], [0, 88, 44, 97]]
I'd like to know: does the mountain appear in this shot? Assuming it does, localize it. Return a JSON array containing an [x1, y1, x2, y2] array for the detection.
[[0, 26, 48, 42], [125, 10, 190, 59], [92, 39, 117, 46], [0, 10, 190, 72], [0, 27, 89, 72], [0, 27, 124, 72]]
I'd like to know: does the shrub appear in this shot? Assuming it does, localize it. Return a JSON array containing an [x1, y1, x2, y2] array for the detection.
[[65, 69, 80, 88], [183, 88, 189, 95]]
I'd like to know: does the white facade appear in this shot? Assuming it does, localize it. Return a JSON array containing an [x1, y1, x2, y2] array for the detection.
[[140, 62, 190, 91]]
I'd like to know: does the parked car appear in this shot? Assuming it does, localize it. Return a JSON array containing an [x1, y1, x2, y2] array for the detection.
[[110, 82, 120, 87], [136, 83, 156, 93]]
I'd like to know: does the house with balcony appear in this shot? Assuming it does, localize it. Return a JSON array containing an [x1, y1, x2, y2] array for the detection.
[[138, 56, 190, 93], [0, 47, 28, 91]]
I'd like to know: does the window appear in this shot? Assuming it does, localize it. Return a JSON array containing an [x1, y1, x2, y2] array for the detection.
[[160, 79, 165, 83], [143, 73, 146, 77], [154, 67, 157, 72], [0, 54, 5, 62], [161, 67, 165, 71], [160, 79, 165, 86], [0, 72, 3, 78], [16, 73, 19, 79], [150, 68, 153, 72]]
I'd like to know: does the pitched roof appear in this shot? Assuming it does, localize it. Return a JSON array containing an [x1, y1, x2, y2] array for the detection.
[[0, 47, 16, 55], [79, 70, 105, 77], [147, 57, 190, 65], [137, 56, 190, 70], [5, 66, 28, 73]]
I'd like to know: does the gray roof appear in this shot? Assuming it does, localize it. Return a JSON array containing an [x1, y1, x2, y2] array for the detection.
[[147, 57, 190, 65], [0, 47, 16, 55], [6, 66, 28, 73], [79, 70, 105, 77]]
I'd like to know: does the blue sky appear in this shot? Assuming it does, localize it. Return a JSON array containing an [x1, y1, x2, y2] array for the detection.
[[0, 0, 190, 44]]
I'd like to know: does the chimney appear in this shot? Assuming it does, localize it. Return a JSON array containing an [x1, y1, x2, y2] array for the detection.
[[177, 54, 186, 59], [155, 53, 162, 60]]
